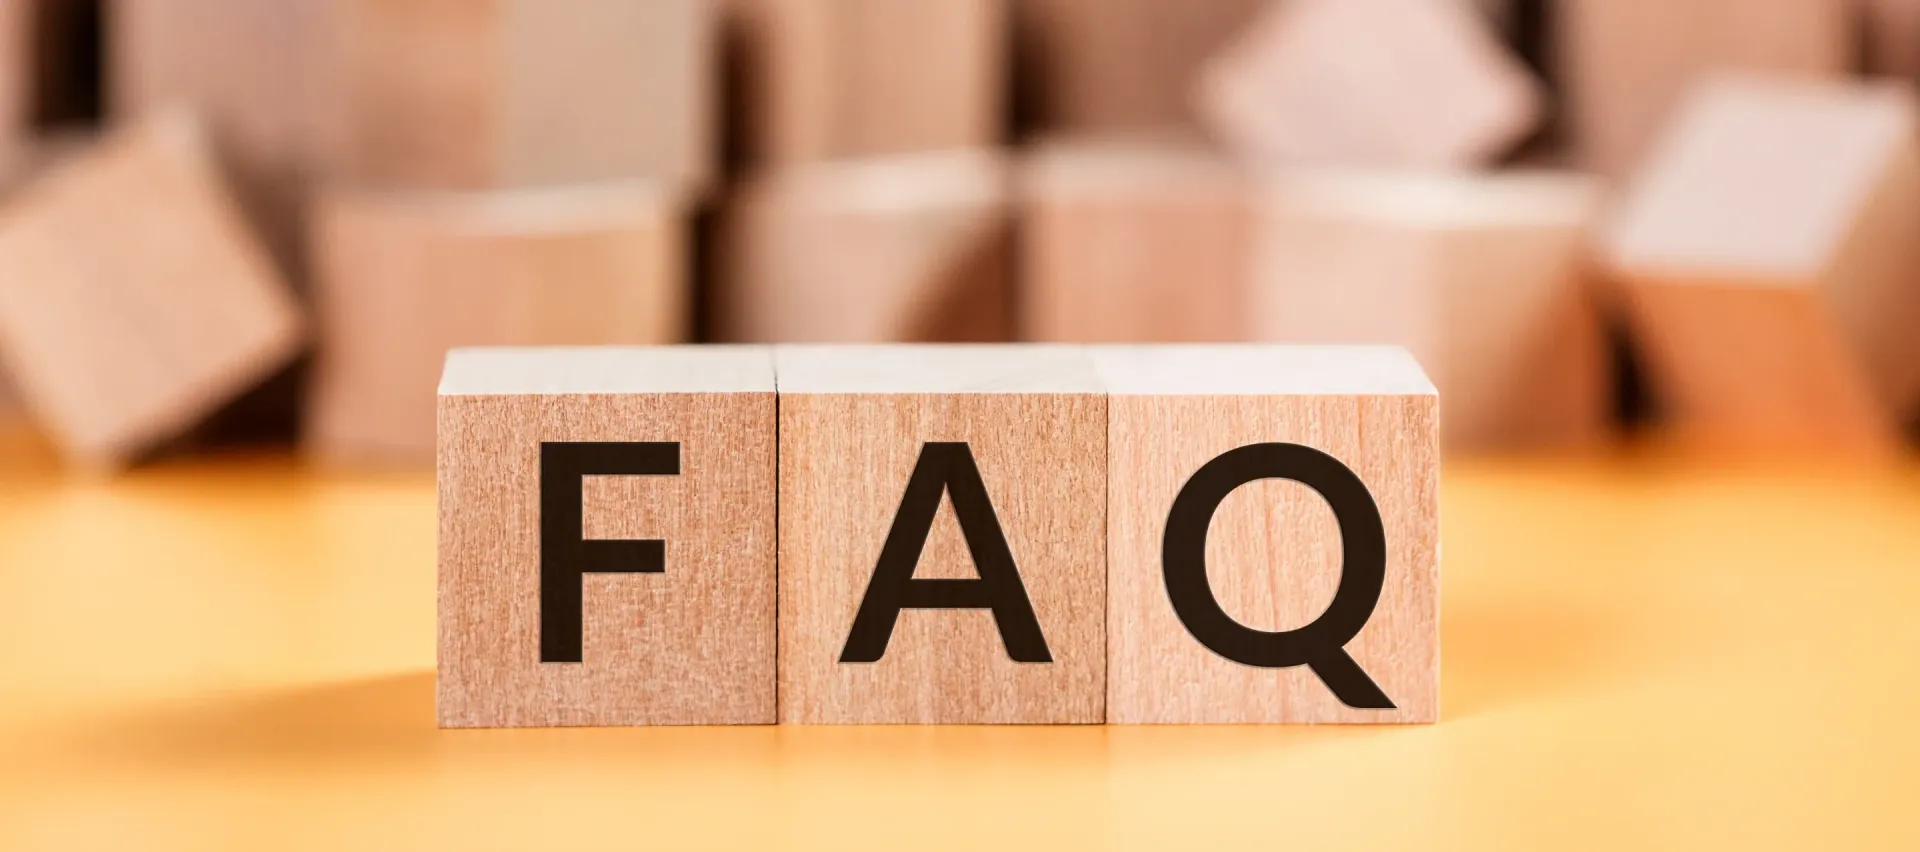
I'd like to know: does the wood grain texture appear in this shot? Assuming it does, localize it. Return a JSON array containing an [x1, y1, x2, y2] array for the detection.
[[1097, 345, 1440, 724], [0, 111, 302, 470], [1557, 0, 1852, 177], [308, 182, 687, 466], [733, 0, 1003, 164], [1604, 75, 1920, 453], [1250, 170, 1609, 451], [112, 0, 328, 277], [324, 0, 714, 192], [1017, 139, 1254, 342], [717, 150, 1010, 343], [1011, 0, 1266, 135], [437, 346, 777, 728], [1196, 0, 1540, 168], [776, 345, 1105, 724]]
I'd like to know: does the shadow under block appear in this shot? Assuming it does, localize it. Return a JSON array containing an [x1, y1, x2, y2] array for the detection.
[[0, 112, 303, 469], [437, 346, 777, 727], [308, 183, 687, 465], [1196, 0, 1541, 169], [776, 345, 1106, 723], [1097, 345, 1439, 724], [326, 0, 713, 192], [733, 0, 1003, 164], [1010, 0, 1266, 135], [718, 150, 1010, 343], [1603, 76, 1920, 452], [1250, 170, 1610, 451], [1557, 0, 1852, 177], [112, 0, 328, 276], [1017, 140, 1254, 342]]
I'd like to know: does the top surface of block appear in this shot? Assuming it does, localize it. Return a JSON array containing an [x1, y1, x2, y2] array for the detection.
[[747, 149, 1006, 215], [1606, 74, 1916, 279], [439, 346, 774, 396], [1265, 169, 1603, 230], [774, 344, 1103, 394], [1093, 344, 1438, 396]]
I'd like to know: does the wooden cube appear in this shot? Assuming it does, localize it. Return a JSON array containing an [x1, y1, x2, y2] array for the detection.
[[1250, 169, 1610, 451], [308, 182, 688, 465], [716, 149, 1011, 343], [776, 344, 1106, 723], [325, 0, 714, 192], [1558, 0, 1852, 177], [1017, 139, 1254, 342], [1099, 344, 1439, 724], [0, 111, 302, 469], [438, 346, 777, 727], [1010, 0, 1266, 135], [733, 0, 1003, 164], [1196, 0, 1541, 168], [1604, 75, 1920, 452]]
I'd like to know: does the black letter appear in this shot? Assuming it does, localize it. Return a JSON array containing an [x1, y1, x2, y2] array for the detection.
[[1162, 443, 1395, 708], [540, 441, 680, 663], [839, 442, 1051, 663]]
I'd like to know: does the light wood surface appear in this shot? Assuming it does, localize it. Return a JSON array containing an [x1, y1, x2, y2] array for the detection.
[[717, 149, 1011, 343], [1604, 75, 1920, 453], [324, 0, 714, 192], [1252, 169, 1610, 450], [1097, 346, 1439, 723], [0, 111, 303, 470], [1197, 0, 1540, 168], [775, 345, 1106, 723], [732, 0, 1003, 164], [1557, 0, 1853, 177], [1010, 0, 1266, 135], [436, 346, 777, 727], [307, 182, 687, 465], [1017, 139, 1253, 342], [4, 439, 1917, 848]]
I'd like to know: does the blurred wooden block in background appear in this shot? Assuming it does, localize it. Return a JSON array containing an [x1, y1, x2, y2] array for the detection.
[[1251, 170, 1610, 451], [1558, 0, 1852, 177], [327, 0, 714, 192], [733, 0, 1003, 164], [0, 112, 301, 470], [717, 149, 1010, 342], [112, 0, 327, 275], [1605, 75, 1920, 453], [1197, 0, 1540, 168], [1867, 0, 1920, 81], [776, 345, 1106, 723], [1011, 0, 1265, 135], [308, 182, 687, 465], [0, 0, 27, 143], [1017, 138, 1252, 342], [1099, 345, 1439, 724], [438, 346, 777, 727]]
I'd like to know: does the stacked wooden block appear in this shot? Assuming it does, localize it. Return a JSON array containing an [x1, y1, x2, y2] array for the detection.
[[718, 0, 1010, 342], [438, 343, 1438, 726]]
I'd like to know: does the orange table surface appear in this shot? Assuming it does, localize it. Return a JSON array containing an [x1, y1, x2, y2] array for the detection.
[[0, 450, 1917, 850]]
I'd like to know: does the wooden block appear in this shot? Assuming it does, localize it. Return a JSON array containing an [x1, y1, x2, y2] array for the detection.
[[1557, 0, 1852, 177], [0, 111, 302, 469], [326, 0, 714, 192], [1250, 169, 1610, 451], [0, 0, 27, 143], [308, 182, 687, 465], [438, 346, 777, 727], [112, 0, 328, 276], [1099, 344, 1439, 724], [733, 0, 1003, 164], [1011, 0, 1266, 135], [1017, 138, 1255, 342], [717, 149, 1011, 342], [776, 344, 1106, 723], [1196, 0, 1541, 168], [1603, 75, 1920, 452], [1866, 0, 1920, 81]]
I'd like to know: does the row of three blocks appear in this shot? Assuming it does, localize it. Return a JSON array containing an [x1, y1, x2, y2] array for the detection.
[[438, 344, 1438, 727]]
